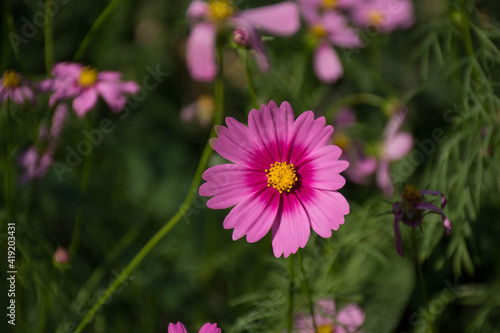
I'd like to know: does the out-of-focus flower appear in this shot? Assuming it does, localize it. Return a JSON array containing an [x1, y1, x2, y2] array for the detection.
[[299, 4, 361, 82], [392, 185, 451, 257], [41, 62, 139, 117], [54, 247, 69, 264], [200, 101, 349, 258], [0, 70, 36, 106], [299, 0, 357, 23], [350, 0, 414, 32], [185, 0, 300, 81], [295, 298, 365, 333], [376, 107, 413, 196], [168, 322, 221, 333], [180, 94, 215, 127]]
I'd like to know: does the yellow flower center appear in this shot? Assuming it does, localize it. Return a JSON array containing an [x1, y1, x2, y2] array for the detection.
[[310, 24, 327, 39], [266, 162, 298, 193], [78, 66, 98, 87], [402, 185, 421, 201], [368, 10, 385, 27], [317, 324, 334, 333], [209, 0, 235, 21], [3, 70, 20, 88], [321, 0, 338, 10], [333, 133, 350, 150]]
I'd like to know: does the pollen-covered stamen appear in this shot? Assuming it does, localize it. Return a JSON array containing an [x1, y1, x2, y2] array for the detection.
[[310, 24, 327, 39], [78, 66, 98, 87], [402, 185, 421, 202], [321, 0, 338, 10], [209, 0, 235, 21], [266, 162, 298, 194], [3, 70, 20, 88], [317, 324, 334, 333], [368, 10, 385, 27]]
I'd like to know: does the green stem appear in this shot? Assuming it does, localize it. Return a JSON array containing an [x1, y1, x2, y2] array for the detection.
[[37, 288, 51, 333], [287, 255, 295, 333], [244, 51, 258, 110], [68, 117, 93, 261], [412, 229, 434, 333], [324, 93, 385, 123], [4, 100, 13, 226], [44, 0, 54, 75], [298, 250, 317, 332], [73, 0, 124, 61], [459, 5, 479, 81], [71, 49, 225, 333]]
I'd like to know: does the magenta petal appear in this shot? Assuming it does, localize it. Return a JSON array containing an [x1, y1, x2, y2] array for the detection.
[[414, 202, 451, 233], [384, 132, 413, 160], [52, 62, 83, 79], [50, 103, 68, 139], [73, 88, 98, 117], [337, 304, 366, 331], [168, 322, 188, 333], [198, 323, 221, 333], [237, 1, 300, 36], [223, 187, 279, 243], [187, 22, 217, 82], [187, 0, 210, 21], [420, 190, 448, 208], [314, 43, 343, 83], [271, 193, 311, 258], [317, 299, 336, 316], [96, 81, 127, 111], [323, 11, 362, 48], [98, 71, 122, 81]]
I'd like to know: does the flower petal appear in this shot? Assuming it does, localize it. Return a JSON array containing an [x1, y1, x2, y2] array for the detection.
[[317, 298, 336, 317], [384, 132, 413, 160], [271, 193, 311, 257], [337, 304, 366, 331], [323, 11, 362, 48], [96, 81, 127, 112], [73, 88, 98, 117], [199, 323, 221, 333], [414, 202, 451, 234], [237, 1, 300, 36], [314, 43, 343, 83], [168, 322, 188, 333], [186, 22, 217, 82], [186, 0, 210, 22]]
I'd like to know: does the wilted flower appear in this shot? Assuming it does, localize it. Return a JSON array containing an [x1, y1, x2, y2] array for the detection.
[[350, 0, 414, 32], [295, 298, 365, 333], [168, 322, 221, 333], [185, 0, 300, 81], [393, 185, 451, 257], [41, 62, 139, 117], [0, 69, 36, 106], [54, 247, 69, 264], [180, 94, 215, 127], [200, 101, 349, 258]]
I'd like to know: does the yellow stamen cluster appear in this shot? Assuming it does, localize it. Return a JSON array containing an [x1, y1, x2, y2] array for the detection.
[[310, 24, 327, 39], [78, 66, 98, 87], [333, 133, 350, 150], [3, 70, 20, 88], [402, 185, 421, 201], [209, 0, 235, 21], [266, 162, 298, 194], [317, 324, 334, 333], [321, 0, 338, 10], [368, 10, 385, 27]]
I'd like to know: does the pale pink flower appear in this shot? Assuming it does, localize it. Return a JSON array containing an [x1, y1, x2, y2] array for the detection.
[[200, 101, 349, 258], [186, 0, 300, 81], [54, 248, 69, 264], [296, 298, 365, 333], [41, 62, 139, 117], [350, 0, 414, 32], [0, 70, 36, 106], [392, 185, 451, 257], [168, 322, 221, 333]]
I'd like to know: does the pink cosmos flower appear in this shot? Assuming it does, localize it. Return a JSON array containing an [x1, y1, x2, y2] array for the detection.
[[186, 0, 300, 81], [168, 322, 221, 333], [0, 70, 36, 106], [376, 107, 413, 196], [392, 185, 451, 257], [299, 4, 361, 83], [41, 62, 139, 117], [199, 101, 349, 258], [295, 298, 365, 333], [350, 0, 414, 32]]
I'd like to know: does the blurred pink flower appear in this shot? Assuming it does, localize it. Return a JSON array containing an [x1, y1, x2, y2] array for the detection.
[[299, 5, 361, 82], [376, 107, 413, 196], [41, 62, 139, 117], [0, 70, 36, 106], [54, 247, 69, 264], [180, 94, 215, 127], [350, 0, 414, 32], [186, 0, 300, 81], [295, 298, 365, 333], [200, 101, 349, 258], [392, 185, 451, 257], [168, 322, 221, 333]]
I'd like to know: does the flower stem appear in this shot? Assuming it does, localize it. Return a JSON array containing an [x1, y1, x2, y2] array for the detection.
[[3, 100, 13, 227], [73, 0, 123, 61], [44, 0, 54, 75], [298, 250, 317, 332], [71, 49, 225, 333], [244, 50, 258, 110], [68, 117, 93, 261], [412, 229, 434, 333], [287, 255, 295, 333]]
